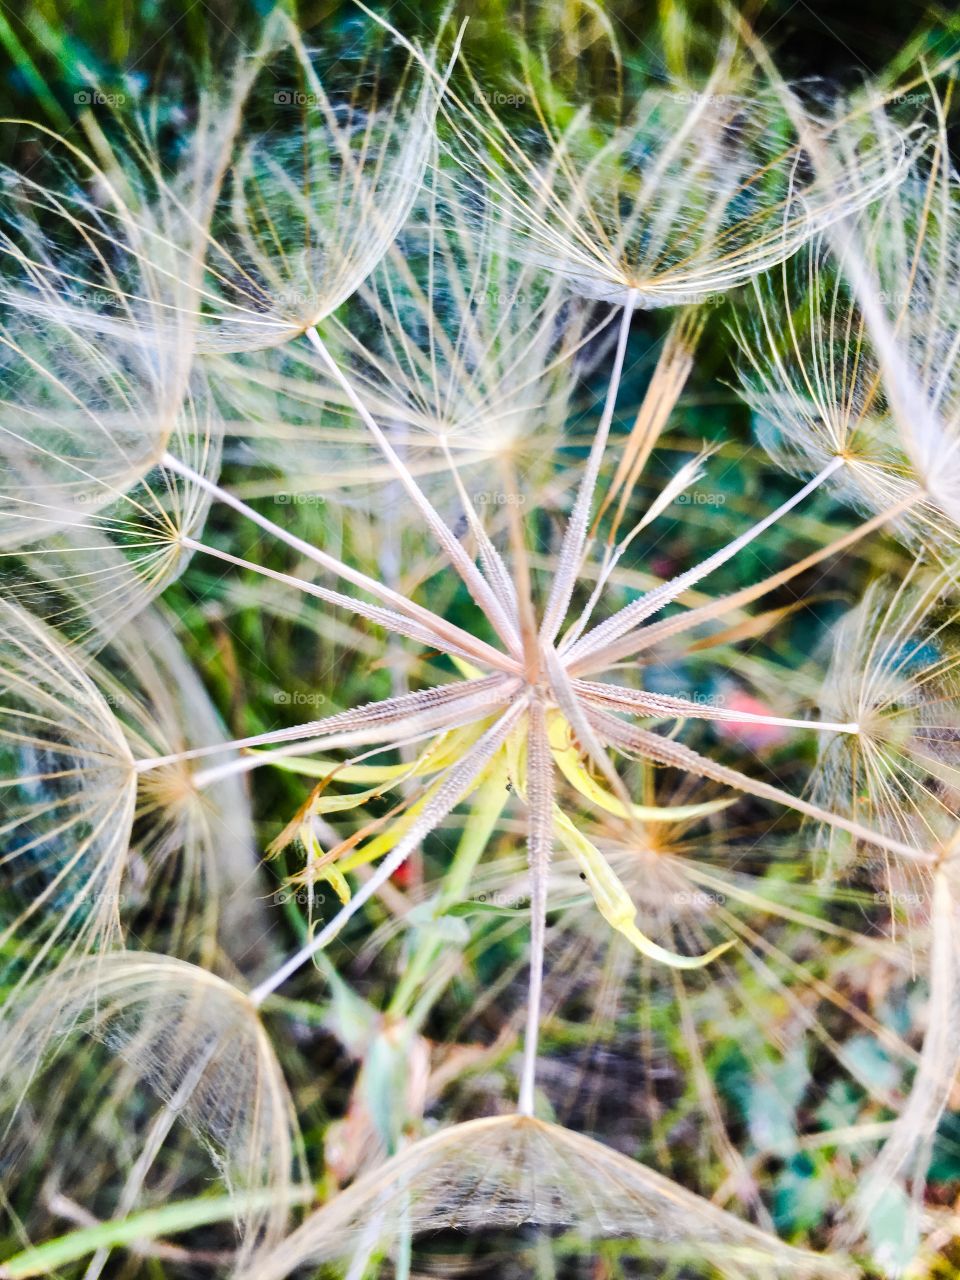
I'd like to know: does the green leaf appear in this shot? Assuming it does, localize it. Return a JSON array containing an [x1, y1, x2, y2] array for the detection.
[[446, 898, 529, 919], [747, 1047, 810, 1157], [773, 1154, 830, 1233], [864, 1183, 920, 1275], [0, 1191, 307, 1278]]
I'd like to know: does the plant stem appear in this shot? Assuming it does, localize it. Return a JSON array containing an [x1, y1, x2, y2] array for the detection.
[[388, 759, 510, 1018], [566, 456, 844, 666], [0, 1191, 311, 1280], [161, 454, 514, 673], [518, 693, 553, 1116], [304, 326, 521, 655], [540, 290, 638, 645]]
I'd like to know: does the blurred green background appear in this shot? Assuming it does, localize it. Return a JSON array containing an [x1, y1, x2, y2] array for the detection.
[[2, 2, 960, 1271], [1, 0, 958, 166]]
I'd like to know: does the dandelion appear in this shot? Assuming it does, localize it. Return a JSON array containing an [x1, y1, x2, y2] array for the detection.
[[734, 235, 921, 525], [800, 567, 960, 1262], [0, 315, 219, 622], [122, 254, 926, 1144], [0, 599, 135, 986], [0, 953, 299, 1265], [435, 45, 915, 307], [0, 596, 270, 993], [92, 605, 272, 968], [235, 1114, 850, 1279], [732, 161, 960, 547], [0, 12, 443, 355], [810, 566, 960, 867], [203, 19, 444, 352], [734, 43, 960, 551], [34, 54, 920, 1148], [213, 165, 604, 499], [1, 8, 958, 1277]]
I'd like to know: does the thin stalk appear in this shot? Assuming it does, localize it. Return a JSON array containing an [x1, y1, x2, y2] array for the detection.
[[187, 697, 505, 789], [565, 456, 843, 665], [518, 693, 554, 1116], [547, 649, 640, 818], [441, 439, 520, 639], [499, 455, 540, 684], [176, 533, 515, 675], [571, 490, 919, 675], [161, 453, 514, 673], [133, 675, 510, 774], [0, 1191, 312, 1280], [561, 448, 714, 652], [587, 705, 935, 865], [594, 307, 704, 543], [574, 681, 859, 733], [304, 326, 521, 655], [540, 290, 638, 644], [248, 703, 524, 1008]]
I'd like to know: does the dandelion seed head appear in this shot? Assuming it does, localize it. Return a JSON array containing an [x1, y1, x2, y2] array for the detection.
[[236, 1114, 839, 1279], [734, 238, 921, 526], [0, 15, 440, 357], [0, 15, 953, 1272], [740, 146, 960, 547], [218, 168, 596, 494], [0, 952, 300, 1263], [812, 570, 960, 866], [450, 63, 914, 308]]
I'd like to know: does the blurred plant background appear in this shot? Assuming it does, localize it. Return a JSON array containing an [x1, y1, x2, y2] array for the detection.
[[2, 0, 960, 1277], [2, 0, 959, 152]]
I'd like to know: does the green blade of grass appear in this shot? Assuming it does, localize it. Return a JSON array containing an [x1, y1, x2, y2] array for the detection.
[[0, 1189, 310, 1278], [0, 12, 70, 129]]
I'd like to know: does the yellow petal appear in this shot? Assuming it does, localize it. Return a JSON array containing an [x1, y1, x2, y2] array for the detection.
[[553, 809, 734, 970], [324, 863, 352, 906], [547, 710, 731, 824], [338, 745, 501, 874], [450, 655, 486, 681]]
